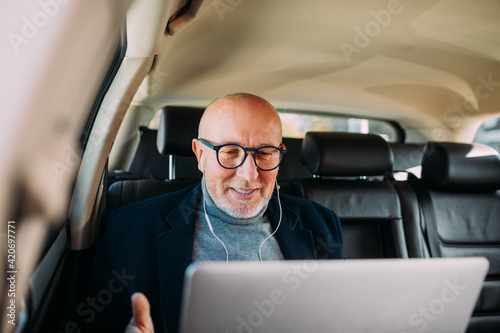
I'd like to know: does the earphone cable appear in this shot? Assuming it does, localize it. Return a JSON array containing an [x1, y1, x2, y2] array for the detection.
[[203, 196, 230, 264]]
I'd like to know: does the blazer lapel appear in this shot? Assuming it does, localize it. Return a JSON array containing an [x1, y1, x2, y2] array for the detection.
[[267, 193, 317, 259], [157, 185, 202, 333]]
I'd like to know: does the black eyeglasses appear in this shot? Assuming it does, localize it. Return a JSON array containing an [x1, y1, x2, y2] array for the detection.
[[198, 138, 287, 171]]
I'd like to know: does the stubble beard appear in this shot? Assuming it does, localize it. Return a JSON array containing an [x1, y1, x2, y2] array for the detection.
[[212, 180, 272, 219]]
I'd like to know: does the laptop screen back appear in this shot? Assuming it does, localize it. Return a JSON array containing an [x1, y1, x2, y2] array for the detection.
[[179, 258, 488, 333]]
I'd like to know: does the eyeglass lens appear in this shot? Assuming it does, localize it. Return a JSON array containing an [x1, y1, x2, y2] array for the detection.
[[218, 145, 282, 170]]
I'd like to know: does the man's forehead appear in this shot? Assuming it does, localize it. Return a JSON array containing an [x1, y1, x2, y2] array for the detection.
[[206, 122, 280, 144], [213, 138, 279, 147], [201, 117, 281, 147]]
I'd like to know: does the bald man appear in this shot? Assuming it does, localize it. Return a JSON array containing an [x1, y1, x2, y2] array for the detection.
[[86, 93, 344, 333]]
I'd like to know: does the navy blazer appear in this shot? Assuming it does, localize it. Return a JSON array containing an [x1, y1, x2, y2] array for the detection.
[[84, 184, 343, 333]]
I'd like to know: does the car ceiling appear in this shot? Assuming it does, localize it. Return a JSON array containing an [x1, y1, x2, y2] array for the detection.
[[135, 0, 500, 141]]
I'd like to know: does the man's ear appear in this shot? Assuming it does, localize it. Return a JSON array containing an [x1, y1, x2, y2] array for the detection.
[[192, 139, 204, 172]]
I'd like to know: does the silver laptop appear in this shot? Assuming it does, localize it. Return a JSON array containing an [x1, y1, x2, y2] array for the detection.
[[179, 257, 488, 333]]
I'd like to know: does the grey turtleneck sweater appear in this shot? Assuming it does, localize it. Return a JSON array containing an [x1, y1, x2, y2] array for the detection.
[[192, 178, 284, 262]]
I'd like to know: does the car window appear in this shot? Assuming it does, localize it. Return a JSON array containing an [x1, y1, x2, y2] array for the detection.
[[278, 111, 401, 142], [474, 117, 500, 152]]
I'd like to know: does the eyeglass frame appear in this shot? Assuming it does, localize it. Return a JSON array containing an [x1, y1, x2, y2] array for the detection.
[[197, 138, 287, 171]]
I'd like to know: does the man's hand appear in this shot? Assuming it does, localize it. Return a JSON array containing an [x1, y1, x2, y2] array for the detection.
[[125, 292, 154, 333]]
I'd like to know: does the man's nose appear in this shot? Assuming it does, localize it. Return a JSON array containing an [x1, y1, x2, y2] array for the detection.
[[235, 152, 259, 181]]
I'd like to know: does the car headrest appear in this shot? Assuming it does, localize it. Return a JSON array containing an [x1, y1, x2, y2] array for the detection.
[[156, 106, 204, 156], [421, 142, 500, 192], [300, 132, 393, 177]]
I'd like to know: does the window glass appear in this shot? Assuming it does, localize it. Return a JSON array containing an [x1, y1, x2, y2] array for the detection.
[[473, 116, 500, 152], [278, 112, 400, 141]]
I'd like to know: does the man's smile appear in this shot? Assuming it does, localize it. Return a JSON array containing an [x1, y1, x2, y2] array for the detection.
[[230, 187, 259, 200]]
